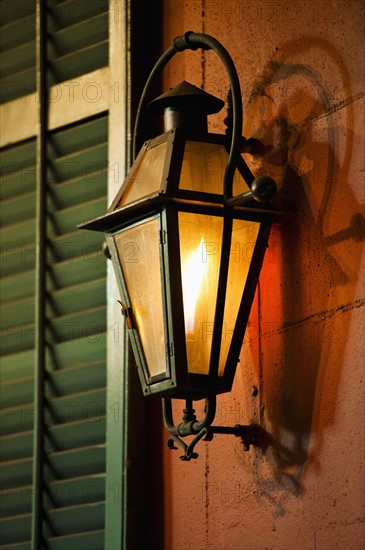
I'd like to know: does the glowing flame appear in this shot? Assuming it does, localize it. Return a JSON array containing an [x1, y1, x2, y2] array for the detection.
[[181, 239, 206, 333]]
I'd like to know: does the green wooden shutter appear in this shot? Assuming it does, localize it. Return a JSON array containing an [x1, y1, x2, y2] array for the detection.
[[0, 1, 109, 547], [42, 114, 108, 549], [0, 121, 108, 548]]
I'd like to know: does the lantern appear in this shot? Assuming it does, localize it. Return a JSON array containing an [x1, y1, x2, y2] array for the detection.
[[79, 32, 280, 460]]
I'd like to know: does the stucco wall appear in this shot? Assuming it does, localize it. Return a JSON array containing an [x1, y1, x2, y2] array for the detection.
[[160, 1, 364, 549]]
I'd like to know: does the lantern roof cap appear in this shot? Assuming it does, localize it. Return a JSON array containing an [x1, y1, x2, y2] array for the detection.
[[147, 80, 224, 115]]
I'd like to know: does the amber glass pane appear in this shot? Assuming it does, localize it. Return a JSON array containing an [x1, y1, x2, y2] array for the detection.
[[113, 217, 167, 378], [179, 212, 223, 375], [218, 219, 260, 375], [179, 141, 250, 196], [119, 142, 167, 207]]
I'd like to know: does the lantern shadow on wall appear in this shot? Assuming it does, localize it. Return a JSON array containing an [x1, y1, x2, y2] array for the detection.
[[79, 32, 285, 461], [241, 42, 364, 493]]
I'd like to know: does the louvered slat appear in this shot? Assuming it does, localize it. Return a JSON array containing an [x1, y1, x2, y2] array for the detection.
[[48, 41, 109, 85], [45, 502, 105, 536], [0, 321, 35, 355], [1, 269, 35, 303], [0, 456, 33, 485], [47, 415, 106, 452], [48, 115, 108, 157], [0, 190, 36, 227], [0, 514, 31, 546], [49, 167, 107, 209], [47, 0, 108, 30], [47, 529, 104, 550], [0, 542, 30, 550], [1, 297, 34, 326], [0, 218, 35, 247], [0, 141, 36, 200], [47, 13, 108, 58], [0, 41, 35, 78], [0, 13, 35, 51]]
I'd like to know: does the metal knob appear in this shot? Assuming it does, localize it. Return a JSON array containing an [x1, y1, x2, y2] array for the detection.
[[225, 175, 277, 207]]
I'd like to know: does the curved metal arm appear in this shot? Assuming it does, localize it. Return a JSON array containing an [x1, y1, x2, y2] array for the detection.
[[132, 31, 243, 203]]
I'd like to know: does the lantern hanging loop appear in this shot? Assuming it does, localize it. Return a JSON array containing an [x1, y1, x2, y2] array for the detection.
[[132, 31, 244, 204]]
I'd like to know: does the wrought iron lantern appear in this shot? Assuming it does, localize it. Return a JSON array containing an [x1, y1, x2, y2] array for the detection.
[[79, 32, 280, 460]]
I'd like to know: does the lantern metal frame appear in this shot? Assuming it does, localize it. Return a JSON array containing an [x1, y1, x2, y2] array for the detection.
[[79, 31, 283, 460]]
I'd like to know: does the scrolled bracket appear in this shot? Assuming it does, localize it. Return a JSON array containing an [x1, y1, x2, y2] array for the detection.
[[162, 396, 216, 460], [162, 397, 262, 460]]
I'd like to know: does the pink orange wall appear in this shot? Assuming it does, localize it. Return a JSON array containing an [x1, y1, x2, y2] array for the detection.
[[160, 1, 364, 548]]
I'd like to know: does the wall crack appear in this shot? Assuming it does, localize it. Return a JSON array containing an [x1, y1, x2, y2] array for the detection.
[[294, 91, 364, 129], [261, 298, 365, 338]]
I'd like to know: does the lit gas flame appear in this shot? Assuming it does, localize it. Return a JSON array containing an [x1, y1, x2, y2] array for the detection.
[[181, 239, 206, 333]]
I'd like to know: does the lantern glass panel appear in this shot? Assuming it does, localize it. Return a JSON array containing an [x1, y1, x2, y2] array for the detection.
[[179, 141, 250, 196], [118, 142, 167, 207], [218, 218, 260, 375], [178, 211, 223, 375], [113, 216, 167, 378]]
